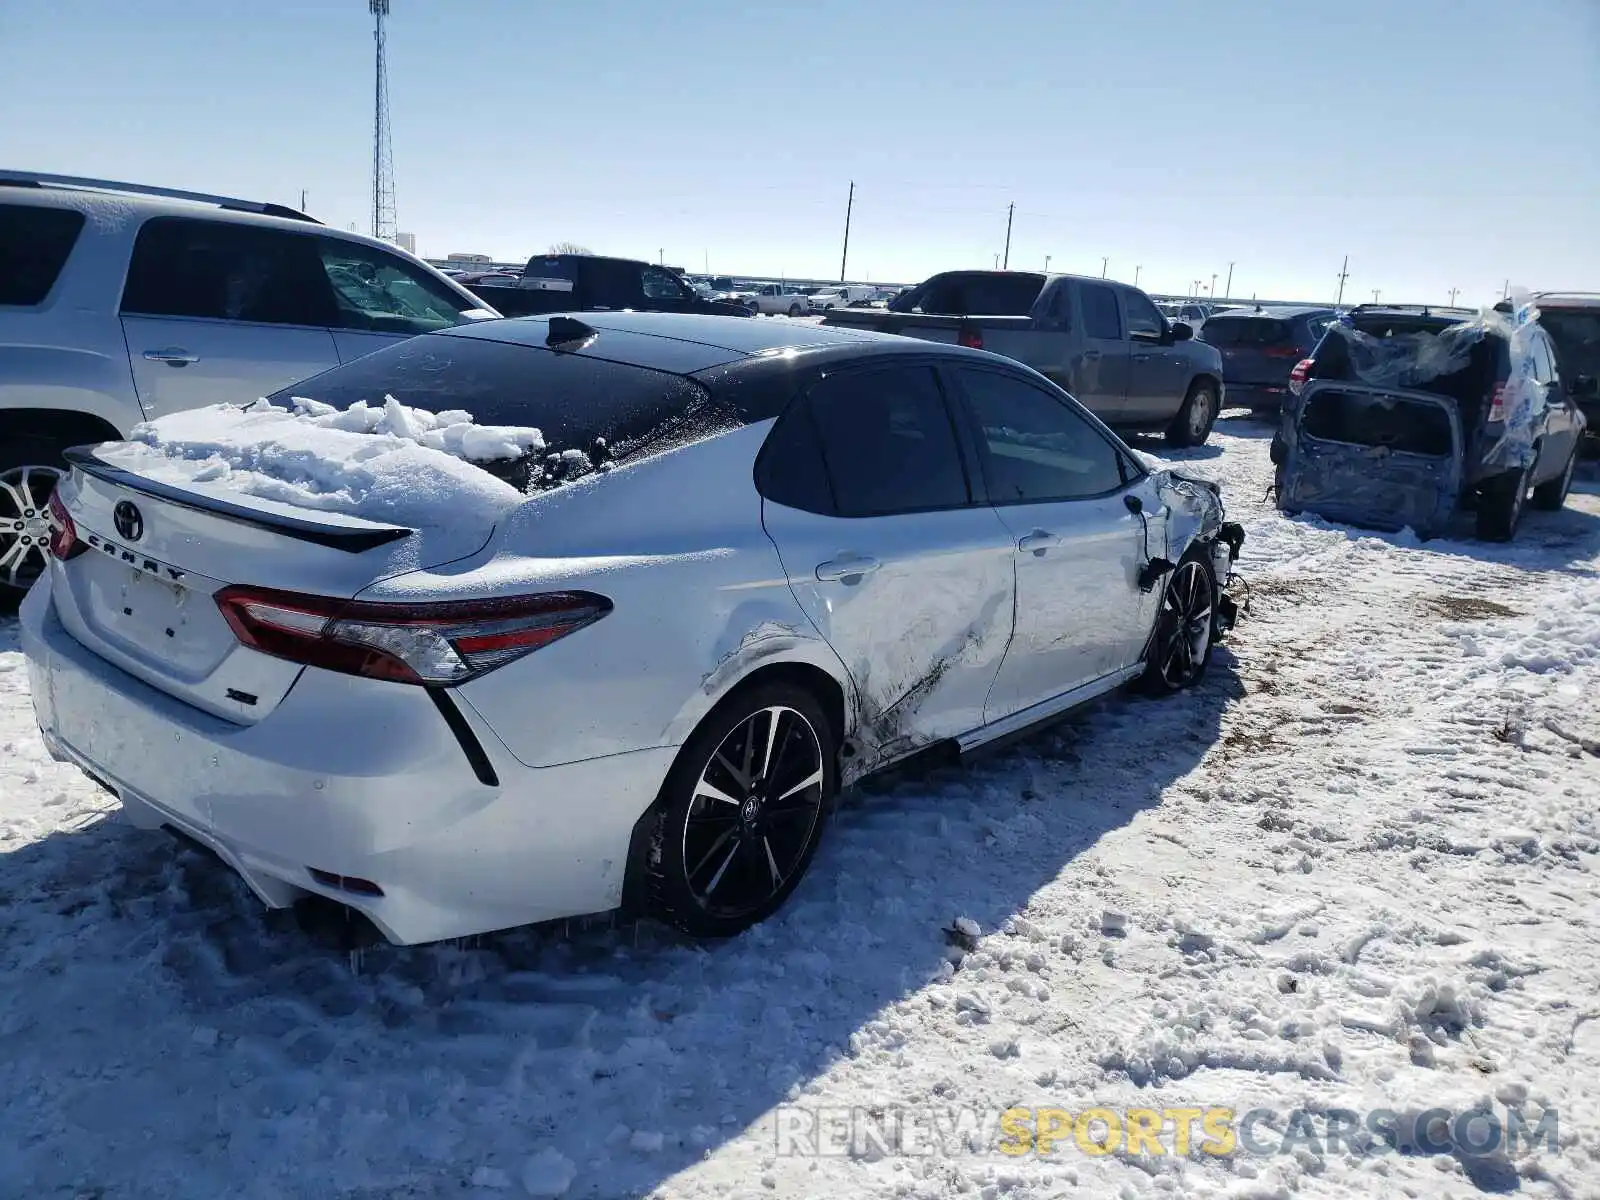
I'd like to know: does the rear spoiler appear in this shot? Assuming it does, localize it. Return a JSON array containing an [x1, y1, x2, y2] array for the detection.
[[64, 447, 413, 553]]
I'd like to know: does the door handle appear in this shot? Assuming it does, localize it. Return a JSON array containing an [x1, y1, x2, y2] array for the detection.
[[1082, 350, 1102, 362], [143, 348, 200, 367], [816, 555, 881, 583], [1133, 353, 1153, 362], [1017, 529, 1060, 556]]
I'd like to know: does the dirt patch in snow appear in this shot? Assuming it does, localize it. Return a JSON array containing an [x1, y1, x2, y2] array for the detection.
[[1427, 594, 1523, 620]]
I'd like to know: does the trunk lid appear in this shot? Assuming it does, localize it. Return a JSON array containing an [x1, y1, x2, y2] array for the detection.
[[49, 448, 495, 724], [1279, 383, 1464, 536]]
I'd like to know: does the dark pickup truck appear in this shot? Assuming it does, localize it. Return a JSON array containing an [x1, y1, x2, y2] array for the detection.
[[469, 254, 751, 319], [821, 270, 1226, 445]]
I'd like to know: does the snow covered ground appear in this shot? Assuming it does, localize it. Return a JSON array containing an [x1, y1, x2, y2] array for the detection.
[[2, 416, 1597, 1199]]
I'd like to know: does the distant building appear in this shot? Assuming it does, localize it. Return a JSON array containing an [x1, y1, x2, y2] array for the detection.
[[395, 231, 417, 255], [446, 252, 492, 264]]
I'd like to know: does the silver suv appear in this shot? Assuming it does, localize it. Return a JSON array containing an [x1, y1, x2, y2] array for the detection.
[[0, 171, 500, 598]]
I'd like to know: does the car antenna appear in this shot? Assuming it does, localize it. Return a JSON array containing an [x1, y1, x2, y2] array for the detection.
[[546, 316, 598, 349]]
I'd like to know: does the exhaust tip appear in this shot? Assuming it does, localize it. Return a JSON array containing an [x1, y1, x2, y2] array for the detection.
[[308, 867, 385, 898]]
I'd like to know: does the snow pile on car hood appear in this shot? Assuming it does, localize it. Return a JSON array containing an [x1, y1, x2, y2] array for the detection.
[[96, 395, 547, 529]]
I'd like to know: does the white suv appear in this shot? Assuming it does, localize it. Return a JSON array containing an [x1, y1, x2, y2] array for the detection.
[[0, 171, 499, 598]]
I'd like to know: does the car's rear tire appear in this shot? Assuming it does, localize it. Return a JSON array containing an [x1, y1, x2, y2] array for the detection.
[[1476, 467, 1529, 541], [648, 681, 835, 938], [0, 437, 72, 603], [1165, 380, 1219, 448], [1140, 547, 1217, 695], [787, 303, 803, 317], [1531, 448, 1577, 511]]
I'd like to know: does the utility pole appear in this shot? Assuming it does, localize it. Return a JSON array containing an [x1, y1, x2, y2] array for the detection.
[[1502, 279, 1510, 300], [658, 248, 663, 265], [1210, 273, 1217, 297], [1448, 287, 1459, 306], [1334, 254, 1350, 308], [1224, 261, 1234, 299], [1044, 255, 1051, 272], [1101, 256, 1109, 278], [839, 181, 854, 283], [300, 188, 307, 212], [1134, 265, 1141, 287], [1371, 288, 1381, 303], [1002, 203, 1014, 270], [993, 254, 1000, 269]]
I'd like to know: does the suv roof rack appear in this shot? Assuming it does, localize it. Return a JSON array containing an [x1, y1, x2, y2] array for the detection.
[[0, 170, 322, 224], [1349, 302, 1478, 317]]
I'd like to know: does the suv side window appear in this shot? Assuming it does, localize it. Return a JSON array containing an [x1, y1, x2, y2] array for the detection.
[[1081, 283, 1122, 340], [1530, 333, 1556, 385], [804, 366, 970, 516], [956, 368, 1127, 502], [1122, 289, 1164, 339], [641, 266, 688, 300], [317, 238, 475, 335], [122, 217, 336, 326], [0, 204, 86, 306]]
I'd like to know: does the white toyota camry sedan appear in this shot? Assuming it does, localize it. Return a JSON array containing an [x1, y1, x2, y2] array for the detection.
[[22, 312, 1243, 944]]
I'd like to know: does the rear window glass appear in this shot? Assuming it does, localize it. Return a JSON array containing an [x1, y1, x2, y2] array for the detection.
[[520, 257, 577, 290], [0, 204, 86, 306], [896, 273, 1045, 316], [266, 334, 728, 486], [1302, 389, 1455, 457], [1201, 316, 1293, 346]]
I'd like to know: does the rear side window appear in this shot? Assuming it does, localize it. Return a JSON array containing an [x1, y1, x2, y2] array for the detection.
[[899, 273, 1046, 316], [266, 333, 722, 478], [1202, 317, 1294, 346], [122, 217, 337, 326], [1302, 389, 1454, 457], [755, 405, 835, 515], [1080, 284, 1122, 339], [802, 366, 970, 516], [0, 204, 85, 306]]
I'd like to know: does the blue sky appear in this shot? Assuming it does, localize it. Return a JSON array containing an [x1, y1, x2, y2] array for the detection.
[[3, 0, 1596, 302]]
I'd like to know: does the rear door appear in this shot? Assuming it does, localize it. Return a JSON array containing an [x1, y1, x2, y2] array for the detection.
[[1073, 281, 1132, 421], [318, 236, 487, 363], [947, 366, 1154, 720], [1529, 329, 1581, 481], [756, 362, 1016, 758], [120, 217, 341, 417], [1281, 382, 1464, 534], [1121, 287, 1187, 422]]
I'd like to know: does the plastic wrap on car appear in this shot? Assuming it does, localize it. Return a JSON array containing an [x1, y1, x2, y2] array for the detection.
[[1326, 293, 1546, 470]]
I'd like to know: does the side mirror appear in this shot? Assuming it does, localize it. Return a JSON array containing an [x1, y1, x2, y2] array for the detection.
[[1168, 321, 1194, 343]]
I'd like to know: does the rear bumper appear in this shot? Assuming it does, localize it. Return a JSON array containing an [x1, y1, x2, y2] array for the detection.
[[21, 577, 677, 945]]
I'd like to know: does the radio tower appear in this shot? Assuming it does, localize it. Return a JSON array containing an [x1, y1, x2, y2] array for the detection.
[[369, 0, 396, 241]]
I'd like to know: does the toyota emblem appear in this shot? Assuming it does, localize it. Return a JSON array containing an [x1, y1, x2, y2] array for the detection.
[[113, 500, 144, 542]]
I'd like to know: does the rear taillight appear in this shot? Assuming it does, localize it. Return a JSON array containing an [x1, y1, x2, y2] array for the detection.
[[1488, 382, 1508, 422], [1289, 358, 1314, 396], [213, 586, 612, 685], [958, 326, 983, 350], [47, 491, 86, 561]]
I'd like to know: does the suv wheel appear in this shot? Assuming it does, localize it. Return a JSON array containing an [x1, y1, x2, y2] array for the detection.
[[0, 445, 68, 601], [1166, 381, 1219, 448], [1476, 467, 1529, 541], [1530, 448, 1577, 511]]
